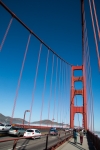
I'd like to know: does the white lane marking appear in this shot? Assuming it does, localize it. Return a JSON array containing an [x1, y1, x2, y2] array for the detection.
[[8, 144, 29, 150]]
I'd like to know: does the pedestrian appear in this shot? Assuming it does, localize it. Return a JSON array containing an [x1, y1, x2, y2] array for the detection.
[[79, 129, 84, 145], [83, 129, 86, 136], [73, 129, 78, 144]]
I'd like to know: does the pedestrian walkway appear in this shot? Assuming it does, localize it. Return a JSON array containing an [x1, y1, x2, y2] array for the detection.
[[56, 135, 96, 150]]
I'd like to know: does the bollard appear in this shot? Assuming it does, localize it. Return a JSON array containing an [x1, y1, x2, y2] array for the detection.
[[45, 134, 48, 150]]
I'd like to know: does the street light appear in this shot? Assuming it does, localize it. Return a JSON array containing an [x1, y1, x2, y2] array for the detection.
[[51, 118, 55, 127], [23, 110, 30, 128]]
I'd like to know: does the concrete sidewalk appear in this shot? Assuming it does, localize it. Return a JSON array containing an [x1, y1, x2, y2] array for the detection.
[[56, 135, 96, 150]]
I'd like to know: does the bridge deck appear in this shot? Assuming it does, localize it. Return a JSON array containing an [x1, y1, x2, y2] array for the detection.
[[57, 134, 96, 150]]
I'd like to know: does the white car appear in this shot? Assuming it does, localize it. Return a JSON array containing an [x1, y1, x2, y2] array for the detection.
[[64, 128, 69, 132], [0, 123, 12, 131], [24, 129, 41, 139]]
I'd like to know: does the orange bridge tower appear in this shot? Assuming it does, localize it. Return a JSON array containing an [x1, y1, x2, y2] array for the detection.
[[70, 65, 87, 130]]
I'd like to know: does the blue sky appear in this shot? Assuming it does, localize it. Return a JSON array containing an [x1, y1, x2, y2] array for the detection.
[[0, 0, 100, 131]]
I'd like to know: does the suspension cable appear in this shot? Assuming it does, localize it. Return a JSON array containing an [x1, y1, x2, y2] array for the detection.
[[11, 33, 31, 124], [0, 0, 72, 66], [92, 0, 100, 40], [53, 57, 58, 122], [0, 17, 13, 51], [88, 0, 100, 69], [57, 60, 61, 124], [40, 50, 49, 125], [29, 43, 42, 124], [84, 14, 94, 131], [76, 96, 80, 128], [48, 54, 54, 126]]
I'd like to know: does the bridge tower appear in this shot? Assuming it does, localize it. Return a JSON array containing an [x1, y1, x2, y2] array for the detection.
[[70, 65, 87, 130]]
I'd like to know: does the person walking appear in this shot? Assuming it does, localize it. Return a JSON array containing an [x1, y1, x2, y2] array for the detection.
[[79, 129, 84, 145], [73, 129, 78, 144]]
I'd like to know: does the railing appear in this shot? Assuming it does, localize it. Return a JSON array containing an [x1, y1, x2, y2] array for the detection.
[[87, 130, 100, 150], [0, 131, 72, 150]]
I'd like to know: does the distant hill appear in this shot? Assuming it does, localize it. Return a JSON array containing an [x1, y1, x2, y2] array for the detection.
[[0, 113, 70, 127], [31, 120, 69, 126], [0, 113, 28, 124]]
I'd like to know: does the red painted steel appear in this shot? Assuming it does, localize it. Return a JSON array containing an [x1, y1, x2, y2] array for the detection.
[[70, 65, 87, 130], [88, 0, 100, 69], [40, 50, 49, 125], [0, 17, 13, 51], [29, 43, 42, 124], [48, 54, 54, 126], [0, 1, 72, 66], [11, 33, 31, 124]]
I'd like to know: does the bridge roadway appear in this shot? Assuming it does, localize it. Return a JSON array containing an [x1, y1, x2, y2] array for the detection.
[[0, 131, 72, 150]]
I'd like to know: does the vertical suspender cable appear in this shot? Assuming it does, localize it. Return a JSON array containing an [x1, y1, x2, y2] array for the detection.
[[63, 64, 65, 125], [48, 54, 54, 126], [63, 63, 65, 125], [65, 64, 68, 126], [81, 0, 85, 64], [0, 17, 13, 51], [40, 49, 49, 125], [66, 65, 71, 125], [53, 57, 58, 122], [61, 62, 64, 125], [62, 62, 66, 125], [11, 33, 31, 124], [85, 19, 94, 131], [29, 43, 42, 124], [60, 61, 63, 125], [85, 22, 94, 131], [57, 60, 61, 124], [84, 24, 89, 129], [88, 0, 100, 69], [76, 96, 80, 128], [92, 0, 100, 40]]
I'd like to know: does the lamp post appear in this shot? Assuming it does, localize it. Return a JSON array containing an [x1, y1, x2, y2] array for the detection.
[[23, 110, 30, 128], [51, 118, 55, 127]]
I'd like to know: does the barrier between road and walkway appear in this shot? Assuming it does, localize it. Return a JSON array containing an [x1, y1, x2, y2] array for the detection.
[[0, 131, 72, 150], [87, 130, 100, 150], [45, 134, 72, 150], [0, 131, 8, 137]]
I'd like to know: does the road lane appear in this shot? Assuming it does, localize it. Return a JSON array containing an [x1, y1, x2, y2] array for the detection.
[[0, 131, 72, 150]]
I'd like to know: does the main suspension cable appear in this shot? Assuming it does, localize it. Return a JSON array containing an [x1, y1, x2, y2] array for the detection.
[[0, 0, 72, 66]]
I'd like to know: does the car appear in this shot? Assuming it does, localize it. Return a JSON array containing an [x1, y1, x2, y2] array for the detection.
[[49, 128, 58, 136], [8, 126, 26, 137], [69, 128, 73, 131], [49, 127, 56, 130], [24, 129, 41, 139], [64, 128, 69, 132], [0, 123, 12, 131]]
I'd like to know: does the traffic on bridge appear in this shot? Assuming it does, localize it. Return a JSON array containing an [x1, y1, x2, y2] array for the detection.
[[0, 0, 100, 149]]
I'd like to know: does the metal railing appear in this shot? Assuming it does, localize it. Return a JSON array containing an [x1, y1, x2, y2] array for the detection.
[[0, 131, 72, 150], [87, 130, 100, 150]]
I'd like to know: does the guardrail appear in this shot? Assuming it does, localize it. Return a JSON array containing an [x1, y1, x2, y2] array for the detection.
[[0, 131, 8, 137], [46, 134, 72, 150], [0, 131, 72, 150], [87, 130, 100, 150]]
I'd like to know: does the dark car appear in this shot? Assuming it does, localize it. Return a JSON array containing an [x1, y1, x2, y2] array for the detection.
[[49, 128, 58, 136], [8, 126, 26, 137]]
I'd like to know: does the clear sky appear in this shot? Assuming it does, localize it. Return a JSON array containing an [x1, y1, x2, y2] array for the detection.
[[0, 0, 100, 131]]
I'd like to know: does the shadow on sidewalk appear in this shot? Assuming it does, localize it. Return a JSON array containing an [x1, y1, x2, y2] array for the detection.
[[86, 135, 96, 150], [68, 141, 86, 150]]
